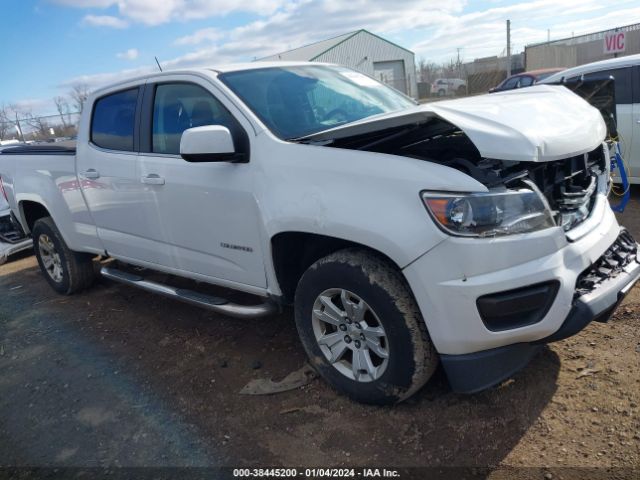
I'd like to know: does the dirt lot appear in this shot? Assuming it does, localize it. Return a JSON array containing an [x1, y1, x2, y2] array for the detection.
[[1, 189, 639, 477]]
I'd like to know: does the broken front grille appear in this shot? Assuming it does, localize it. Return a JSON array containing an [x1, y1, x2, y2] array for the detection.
[[527, 147, 605, 232], [575, 230, 638, 298]]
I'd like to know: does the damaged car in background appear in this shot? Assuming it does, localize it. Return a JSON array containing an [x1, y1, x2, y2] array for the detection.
[[0, 63, 638, 404], [0, 156, 31, 264]]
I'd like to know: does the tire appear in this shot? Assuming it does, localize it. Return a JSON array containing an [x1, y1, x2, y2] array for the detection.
[[294, 248, 438, 405], [457, 85, 467, 96], [437, 89, 446, 97], [32, 217, 95, 295]]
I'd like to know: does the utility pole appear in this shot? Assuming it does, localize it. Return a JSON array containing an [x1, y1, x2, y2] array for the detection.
[[547, 29, 550, 43], [506, 19, 512, 76]]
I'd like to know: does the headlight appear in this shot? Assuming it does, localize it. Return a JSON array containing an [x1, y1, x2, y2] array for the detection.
[[422, 188, 556, 237]]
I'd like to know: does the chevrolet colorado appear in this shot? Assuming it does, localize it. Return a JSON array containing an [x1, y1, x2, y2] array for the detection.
[[1, 62, 638, 404]]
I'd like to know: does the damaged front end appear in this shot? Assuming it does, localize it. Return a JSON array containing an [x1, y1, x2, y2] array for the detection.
[[294, 85, 611, 238], [303, 114, 608, 237]]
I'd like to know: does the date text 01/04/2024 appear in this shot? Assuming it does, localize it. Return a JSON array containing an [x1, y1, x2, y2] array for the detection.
[[232, 468, 401, 478]]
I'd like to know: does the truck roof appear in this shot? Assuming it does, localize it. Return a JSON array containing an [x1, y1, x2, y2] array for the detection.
[[90, 61, 332, 96], [542, 54, 640, 83]]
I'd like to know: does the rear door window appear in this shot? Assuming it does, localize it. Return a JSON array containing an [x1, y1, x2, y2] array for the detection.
[[91, 88, 139, 151]]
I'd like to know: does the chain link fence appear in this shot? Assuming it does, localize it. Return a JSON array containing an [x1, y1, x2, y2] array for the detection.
[[416, 52, 525, 102], [0, 111, 80, 145]]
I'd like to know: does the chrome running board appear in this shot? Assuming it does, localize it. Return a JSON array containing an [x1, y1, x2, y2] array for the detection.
[[100, 266, 277, 318]]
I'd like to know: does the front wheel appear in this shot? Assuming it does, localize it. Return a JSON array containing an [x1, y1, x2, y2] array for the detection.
[[294, 249, 438, 404], [32, 217, 96, 295]]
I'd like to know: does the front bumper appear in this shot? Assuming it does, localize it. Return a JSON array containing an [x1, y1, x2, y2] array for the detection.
[[440, 248, 640, 393], [403, 194, 639, 393], [404, 194, 622, 355]]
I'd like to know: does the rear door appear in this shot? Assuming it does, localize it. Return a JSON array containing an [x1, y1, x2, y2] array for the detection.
[[608, 67, 635, 178], [135, 75, 267, 287], [76, 85, 151, 260], [632, 65, 640, 179], [564, 67, 636, 178]]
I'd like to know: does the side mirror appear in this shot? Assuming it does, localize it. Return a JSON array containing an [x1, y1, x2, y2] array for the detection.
[[180, 125, 245, 163]]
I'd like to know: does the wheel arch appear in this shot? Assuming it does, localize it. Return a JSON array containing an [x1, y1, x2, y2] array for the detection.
[[270, 231, 406, 304], [18, 199, 51, 234]]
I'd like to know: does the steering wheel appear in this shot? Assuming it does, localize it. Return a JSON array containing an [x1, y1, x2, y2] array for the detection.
[[322, 108, 349, 124]]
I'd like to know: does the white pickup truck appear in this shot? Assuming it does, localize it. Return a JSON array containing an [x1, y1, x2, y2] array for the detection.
[[1, 62, 639, 404]]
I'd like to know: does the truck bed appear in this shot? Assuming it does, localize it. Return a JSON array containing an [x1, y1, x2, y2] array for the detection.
[[0, 143, 76, 155], [0, 143, 101, 256]]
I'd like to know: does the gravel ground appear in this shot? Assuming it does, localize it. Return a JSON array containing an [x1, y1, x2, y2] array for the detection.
[[0, 188, 639, 477]]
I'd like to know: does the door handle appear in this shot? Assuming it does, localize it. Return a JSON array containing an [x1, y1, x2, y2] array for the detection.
[[84, 169, 100, 179], [141, 174, 165, 185]]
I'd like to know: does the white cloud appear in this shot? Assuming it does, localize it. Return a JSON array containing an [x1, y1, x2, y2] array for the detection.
[[82, 14, 128, 29], [409, 0, 640, 62], [16, 0, 640, 117], [12, 98, 53, 114], [56, 0, 640, 91], [174, 28, 223, 46], [117, 48, 139, 60], [52, 0, 116, 6], [59, 65, 155, 92], [54, 0, 286, 26]]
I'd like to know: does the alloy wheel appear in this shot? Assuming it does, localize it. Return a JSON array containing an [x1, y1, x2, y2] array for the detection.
[[311, 288, 389, 382], [38, 234, 63, 283]]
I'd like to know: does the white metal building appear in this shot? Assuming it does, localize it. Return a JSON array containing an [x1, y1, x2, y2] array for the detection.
[[259, 30, 418, 98]]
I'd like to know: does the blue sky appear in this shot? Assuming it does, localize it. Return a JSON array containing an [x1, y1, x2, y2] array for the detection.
[[3, 0, 640, 116]]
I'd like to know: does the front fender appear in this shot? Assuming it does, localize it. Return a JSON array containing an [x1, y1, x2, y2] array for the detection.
[[254, 140, 485, 268]]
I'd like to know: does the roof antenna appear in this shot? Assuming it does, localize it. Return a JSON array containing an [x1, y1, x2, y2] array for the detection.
[[155, 56, 163, 72]]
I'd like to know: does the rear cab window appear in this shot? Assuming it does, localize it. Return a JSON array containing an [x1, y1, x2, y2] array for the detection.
[[91, 88, 139, 151]]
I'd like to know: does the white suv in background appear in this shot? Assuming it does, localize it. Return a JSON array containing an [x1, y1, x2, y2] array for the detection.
[[431, 78, 467, 96], [542, 54, 640, 183]]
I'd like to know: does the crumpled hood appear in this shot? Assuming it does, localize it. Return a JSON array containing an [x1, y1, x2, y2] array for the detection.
[[303, 85, 607, 162]]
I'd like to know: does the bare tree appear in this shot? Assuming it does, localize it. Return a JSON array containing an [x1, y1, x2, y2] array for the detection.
[[24, 112, 52, 140], [0, 104, 11, 141], [417, 58, 439, 84], [69, 83, 90, 113], [53, 96, 71, 129], [440, 59, 459, 79], [1, 104, 28, 142]]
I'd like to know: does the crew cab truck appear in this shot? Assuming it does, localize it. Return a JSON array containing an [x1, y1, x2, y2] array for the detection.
[[1, 62, 639, 404]]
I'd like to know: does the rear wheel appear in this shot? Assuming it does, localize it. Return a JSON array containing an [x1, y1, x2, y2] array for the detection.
[[294, 248, 438, 404], [32, 217, 95, 295]]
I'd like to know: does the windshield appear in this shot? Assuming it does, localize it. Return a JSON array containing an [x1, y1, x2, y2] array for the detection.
[[219, 65, 415, 139]]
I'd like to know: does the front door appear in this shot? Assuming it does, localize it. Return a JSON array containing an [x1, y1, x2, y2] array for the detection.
[[135, 77, 267, 288]]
